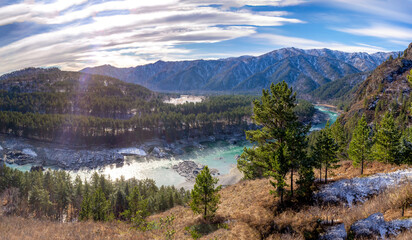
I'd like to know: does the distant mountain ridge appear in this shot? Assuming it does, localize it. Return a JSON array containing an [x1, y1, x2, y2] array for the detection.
[[81, 47, 400, 93]]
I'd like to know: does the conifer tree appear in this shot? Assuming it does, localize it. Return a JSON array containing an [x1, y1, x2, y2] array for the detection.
[[348, 114, 371, 175], [313, 122, 338, 183], [331, 119, 347, 158], [190, 166, 221, 221], [371, 112, 401, 164], [91, 187, 109, 221], [79, 194, 91, 220], [238, 81, 310, 203]]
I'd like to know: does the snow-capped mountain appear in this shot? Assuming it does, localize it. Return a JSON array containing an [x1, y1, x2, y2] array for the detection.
[[81, 48, 400, 93]]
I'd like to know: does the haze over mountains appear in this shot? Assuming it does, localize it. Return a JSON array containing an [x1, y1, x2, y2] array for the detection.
[[81, 48, 400, 93]]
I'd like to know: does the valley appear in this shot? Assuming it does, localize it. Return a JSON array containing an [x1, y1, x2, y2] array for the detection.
[[1, 44, 411, 240], [3, 105, 338, 189]]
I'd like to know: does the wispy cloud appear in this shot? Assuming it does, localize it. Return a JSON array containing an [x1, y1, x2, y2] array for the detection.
[[0, 0, 409, 74], [336, 24, 412, 41], [317, 0, 412, 24], [0, 0, 305, 73]]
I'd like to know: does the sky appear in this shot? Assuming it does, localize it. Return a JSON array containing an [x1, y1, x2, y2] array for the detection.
[[0, 0, 411, 74]]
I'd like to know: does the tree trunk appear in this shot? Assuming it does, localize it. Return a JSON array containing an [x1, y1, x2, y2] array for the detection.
[[319, 167, 322, 183], [290, 168, 294, 198], [280, 188, 284, 205], [361, 158, 364, 175], [402, 203, 405, 217], [325, 165, 328, 184]]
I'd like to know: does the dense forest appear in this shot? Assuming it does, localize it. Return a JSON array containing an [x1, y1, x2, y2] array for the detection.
[[0, 68, 316, 145], [0, 164, 190, 222]]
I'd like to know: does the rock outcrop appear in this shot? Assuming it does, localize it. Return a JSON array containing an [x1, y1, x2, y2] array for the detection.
[[349, 213, 412, 239], [320, 224, 347, 240], [172, 161, 219, 181]]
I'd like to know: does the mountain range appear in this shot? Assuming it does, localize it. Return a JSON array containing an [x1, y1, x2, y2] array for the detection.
[[81, 48, 400, 94]]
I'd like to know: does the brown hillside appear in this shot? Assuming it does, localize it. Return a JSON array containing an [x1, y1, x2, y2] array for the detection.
[[1, 161, 409, 240], [343, 42, 412, 124]]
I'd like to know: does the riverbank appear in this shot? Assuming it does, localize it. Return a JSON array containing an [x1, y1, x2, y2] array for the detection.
[[0, 131, 248, 171], [315, 103, 344, 114], [1, 105, 339, 188]]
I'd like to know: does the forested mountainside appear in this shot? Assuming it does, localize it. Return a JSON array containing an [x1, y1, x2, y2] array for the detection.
[[305, 71, 371, 107], [343, 43, 412, 127], [0, 68, 258, 144], [81, 48, 399, 93], [0, 67, 154, 119]]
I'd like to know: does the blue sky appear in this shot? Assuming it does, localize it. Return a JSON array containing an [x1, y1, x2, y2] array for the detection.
[[0, 0, 411, 74]]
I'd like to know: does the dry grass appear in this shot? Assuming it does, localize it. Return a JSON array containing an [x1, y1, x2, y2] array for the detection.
[[271, 182, 412, 239], [144, 178, 276, 239], [0, 161, 409, 240], [396, 230, 412, 240], [321, 160, 407, 182], [0, 216, 140, 240]]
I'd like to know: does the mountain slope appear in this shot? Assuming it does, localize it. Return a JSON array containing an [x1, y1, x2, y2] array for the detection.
[[81, 48, 399, 93], [343, 43, 412, 125], [307, 71, 371, 104], [0, 67, 155, 118]]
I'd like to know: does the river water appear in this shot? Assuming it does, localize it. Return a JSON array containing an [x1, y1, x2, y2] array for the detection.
[[5, 105, 338, 187]]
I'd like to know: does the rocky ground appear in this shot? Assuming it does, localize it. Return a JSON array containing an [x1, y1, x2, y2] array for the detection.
[[172, 161, 219, 181], [315, 168, 412, 206]]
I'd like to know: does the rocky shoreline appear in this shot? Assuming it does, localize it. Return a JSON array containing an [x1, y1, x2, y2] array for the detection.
[[0, 106, 336, 172], [0, 132, 247, 171]]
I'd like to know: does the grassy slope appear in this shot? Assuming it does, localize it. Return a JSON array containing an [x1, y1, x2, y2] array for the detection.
[[1, 161, 410, 240]]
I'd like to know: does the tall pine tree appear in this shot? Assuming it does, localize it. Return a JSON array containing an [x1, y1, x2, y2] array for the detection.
[[238, 81, 310, 203], [348, 114, 371, 175], [371, 112, 401, 164], [313, 121, 339, 183], [190, 166, 221, 221]]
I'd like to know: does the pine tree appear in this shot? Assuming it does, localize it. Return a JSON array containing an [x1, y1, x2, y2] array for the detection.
[[331, 119, 347, 158], [79, 194, 91, 220], [398, 127, 412, 164], [348, 114, 371, 175], [371, 112, 401, 164], [313, 122, 339, 183], [190, 166, 221, 221], [238, 81, 310, 203], [91, 187, 109, 221]]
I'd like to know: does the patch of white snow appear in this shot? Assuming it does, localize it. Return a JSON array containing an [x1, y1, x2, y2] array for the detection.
[[22, 148, 37, 157], [117, 148, 147, 157], [315, 169, 412, 206]]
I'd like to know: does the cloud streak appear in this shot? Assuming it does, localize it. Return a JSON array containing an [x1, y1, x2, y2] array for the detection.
[[0, 0, 304, 73], [0, 0, 408, 74]]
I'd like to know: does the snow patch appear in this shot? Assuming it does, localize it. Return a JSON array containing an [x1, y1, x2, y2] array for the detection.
[[164, 95, 204, 105], [117, 147, 147, 156], [320, 223, 347, 240], [315, 169, 412, 206], [350, 213, 412, 239], [22, 148, 37, 157]]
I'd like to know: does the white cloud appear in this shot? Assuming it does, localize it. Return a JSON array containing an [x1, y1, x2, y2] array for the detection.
[[337, 24, 412, 41], [0, 0, 88, 26], [255, 33, 387, 53], [0, 0, 305, 73], [316, 0, 412, 24], [181, 0, 307, 7]]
